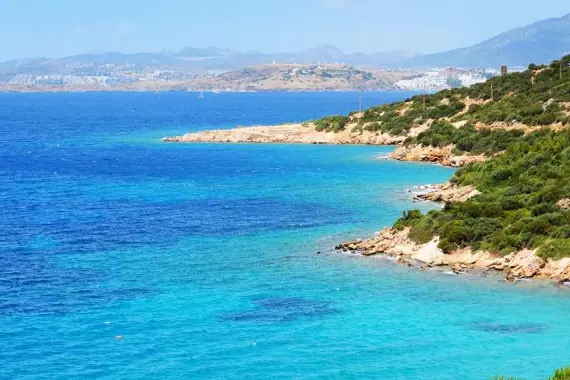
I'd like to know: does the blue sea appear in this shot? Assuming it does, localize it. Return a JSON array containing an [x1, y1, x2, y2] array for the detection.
[[1, 91, 570, 380]]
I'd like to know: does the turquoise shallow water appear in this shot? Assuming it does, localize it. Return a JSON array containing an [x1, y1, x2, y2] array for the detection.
[[1, 92, 570, 379]]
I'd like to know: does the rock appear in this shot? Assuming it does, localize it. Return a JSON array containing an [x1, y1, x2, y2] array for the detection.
[[544, 258, 570, 282], [412, 238, 444, 264], [336, 224, 570, 286], [505, 250, 545, 279], [556, 198, 570, 210], [335, 228, 415, 257], [390, 144, 486, 167], [163, 123, 406, 146], [412, 182, 480, 203], [397, 257, 413, 267]]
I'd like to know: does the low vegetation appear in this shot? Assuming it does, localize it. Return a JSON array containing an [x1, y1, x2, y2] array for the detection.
[[313, 115, 349, 132], [313, 55, 570, 140], [395, 127, 570, 258], [311, 56, 570, 259], [406, 122, 524, 156], [491, 366, 570, 380], [330, 55, 570, 259]]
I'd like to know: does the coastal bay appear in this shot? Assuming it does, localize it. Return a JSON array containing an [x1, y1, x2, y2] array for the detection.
[[3, 92, 570, 379], [163, 58, 570, 286], [164, 122, 570, 284]]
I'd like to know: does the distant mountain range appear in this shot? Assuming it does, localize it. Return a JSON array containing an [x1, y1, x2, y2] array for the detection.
[[0, 45, 418, 76], [1, 12, 569, 76], [400, 13, 570, 68]]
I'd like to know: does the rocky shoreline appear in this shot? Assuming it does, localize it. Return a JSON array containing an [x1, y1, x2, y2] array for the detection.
[[336, 228, 570, 284], [162, 123, 405, 146], [343, 183, 570, 285], [410, 182, 480, 203], [390, 144, 486, 167], [162, 123, 487, 167], [162, 123, 570, 285]]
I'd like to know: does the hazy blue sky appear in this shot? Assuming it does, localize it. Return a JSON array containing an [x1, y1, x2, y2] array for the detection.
[[1, 0, 569, 60]]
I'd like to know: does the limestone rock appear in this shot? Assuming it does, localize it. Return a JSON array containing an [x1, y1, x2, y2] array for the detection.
[[390, 144, 486, 167], [556, 198, 570, 210], [162, 123, 406, 146], [412, 238, 444, 264], [413, 182, 480, 203], [336, 228, 570, 285], [505, 250, 545, 280]]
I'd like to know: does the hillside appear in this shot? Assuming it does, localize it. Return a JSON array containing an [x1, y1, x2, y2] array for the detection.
[[401, 13, 570, 68], [0, 44, 416, 78], [166, 55, 570, 280], [334, 55, 570, 276], [185, 64, 416, 91], [0, 63, 417, 92]]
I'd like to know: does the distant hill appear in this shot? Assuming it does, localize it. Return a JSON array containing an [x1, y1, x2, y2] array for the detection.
[[2, 12, 570, 86], [0, 45, 418, 77], [176, 46, 235, 58], [0, 62, 418, 92], [400, 13, 570, 68], [185, 64, 417, 92]]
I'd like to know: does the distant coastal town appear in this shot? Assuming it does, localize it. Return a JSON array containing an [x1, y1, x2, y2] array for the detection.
[[0, 62, 505, 92], [0, 42, 529, 93]]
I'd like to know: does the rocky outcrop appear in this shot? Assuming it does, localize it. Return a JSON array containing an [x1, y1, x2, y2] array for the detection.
[[412, 182, 480, 203], [163, 124, 492, 168], [336, 228, 416, 257], [556, 198, 570, 210], [544, 258, 570, 283], [162, 123, 406, 145], [336, 228, 570, 283], [389, 144, 486, 167]]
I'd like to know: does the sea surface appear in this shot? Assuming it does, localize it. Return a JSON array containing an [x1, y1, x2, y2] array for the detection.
[[1, 91, 570, 380]]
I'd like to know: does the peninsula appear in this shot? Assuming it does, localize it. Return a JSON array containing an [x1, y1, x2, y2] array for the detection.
[[164, 55, 570, 284]]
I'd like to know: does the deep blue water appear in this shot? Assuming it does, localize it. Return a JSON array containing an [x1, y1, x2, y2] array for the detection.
[[1, 92, 570, 379]]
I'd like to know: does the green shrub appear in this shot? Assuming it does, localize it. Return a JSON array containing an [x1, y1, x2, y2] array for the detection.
[[549, 366, 570, 380], [409, 226, 433, 244], [491, 365, 570, 380], [438, 238, 459, 253], [313, 115, 349, 133], [538, 239, 570, 260]]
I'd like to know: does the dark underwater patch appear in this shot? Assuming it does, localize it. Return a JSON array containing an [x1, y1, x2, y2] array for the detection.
[[221, 297, 339, 323], [466, 320, 547, 334], [0, 285, 153, 316]]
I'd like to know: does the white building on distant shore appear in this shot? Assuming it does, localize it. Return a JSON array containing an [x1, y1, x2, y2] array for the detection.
[[395, 69, 490, 90]]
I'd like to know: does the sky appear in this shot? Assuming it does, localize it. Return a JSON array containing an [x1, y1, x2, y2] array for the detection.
[[1, 0, 569, 61]]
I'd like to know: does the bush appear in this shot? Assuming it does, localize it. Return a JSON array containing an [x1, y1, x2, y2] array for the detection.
[[438, 238, 459, 253], [538, 239, 570, 260], [492, 365, 570, 380], [334, 54, 570, 259], [313, 115, 348, 133], [393, 209, 424, 230], [552, 226, 570, 239], [409, 226, 433, 244], [549, 366, 570, 380]]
